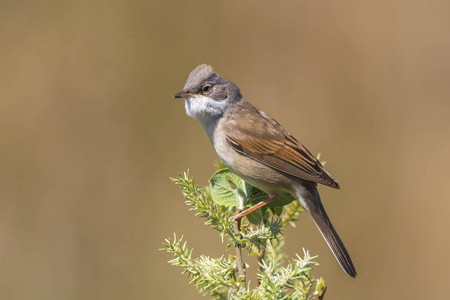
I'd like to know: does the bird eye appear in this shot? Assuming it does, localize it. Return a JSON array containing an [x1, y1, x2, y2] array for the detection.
[[202, 85, 212, 94]]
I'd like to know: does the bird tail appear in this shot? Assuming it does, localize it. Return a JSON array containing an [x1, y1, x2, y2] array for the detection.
[[307, 198, 357, 278]]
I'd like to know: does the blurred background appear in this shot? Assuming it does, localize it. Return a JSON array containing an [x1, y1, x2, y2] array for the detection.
[[1, 0, 449, 299]]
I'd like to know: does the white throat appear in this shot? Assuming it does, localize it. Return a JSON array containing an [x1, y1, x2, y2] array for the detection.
[[184, 95, 227, 129]]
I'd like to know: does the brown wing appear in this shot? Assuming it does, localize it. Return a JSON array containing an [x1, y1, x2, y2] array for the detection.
[[224, 101, 340, 189]]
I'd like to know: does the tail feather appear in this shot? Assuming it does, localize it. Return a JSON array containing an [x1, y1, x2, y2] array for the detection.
[[309, 201, 357, 278]]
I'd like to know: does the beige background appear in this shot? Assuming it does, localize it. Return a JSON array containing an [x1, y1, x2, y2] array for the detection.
[[1, 1, 450, 299]]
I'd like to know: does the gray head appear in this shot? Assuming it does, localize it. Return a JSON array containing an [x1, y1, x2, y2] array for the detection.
[[174, 64, 242, 125]]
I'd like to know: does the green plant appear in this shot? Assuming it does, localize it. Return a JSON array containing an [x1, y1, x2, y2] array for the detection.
[[161, 167, 327, 299]]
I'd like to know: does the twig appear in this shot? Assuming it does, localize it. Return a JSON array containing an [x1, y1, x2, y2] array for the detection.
[[233, 209, 246, 285], [258, 219, 267, 286]]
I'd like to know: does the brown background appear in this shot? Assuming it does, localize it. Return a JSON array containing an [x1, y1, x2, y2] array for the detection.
[[1, 1, 450, 299]]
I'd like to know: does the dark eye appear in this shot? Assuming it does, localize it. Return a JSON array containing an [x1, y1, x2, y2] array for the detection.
[[202, 85, 212, 94]]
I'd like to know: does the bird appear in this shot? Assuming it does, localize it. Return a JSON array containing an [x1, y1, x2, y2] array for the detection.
[[173, 64, 357, 278]]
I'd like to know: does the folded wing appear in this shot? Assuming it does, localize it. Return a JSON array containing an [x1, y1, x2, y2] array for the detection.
[[225, 103, 340, 189]]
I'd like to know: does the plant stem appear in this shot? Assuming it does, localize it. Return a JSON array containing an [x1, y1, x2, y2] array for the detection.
[[258, 219, 267, 286], [233, 209, 246, 285]]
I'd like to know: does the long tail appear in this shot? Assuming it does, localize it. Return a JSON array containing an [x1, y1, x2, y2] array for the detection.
[[301, 191, 357, 277]]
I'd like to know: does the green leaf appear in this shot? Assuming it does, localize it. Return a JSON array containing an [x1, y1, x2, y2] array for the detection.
[[270, 206, 283, 216], [267, 192, 296, 208], [247, 210, 263, 225], [210, 169, 249, 208], [248, 189, 295, 209]]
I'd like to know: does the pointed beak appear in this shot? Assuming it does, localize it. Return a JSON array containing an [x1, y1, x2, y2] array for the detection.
[[173, 91, 191, 99]]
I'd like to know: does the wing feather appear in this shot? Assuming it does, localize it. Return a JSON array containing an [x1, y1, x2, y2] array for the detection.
[[224, 101, 340, 189]]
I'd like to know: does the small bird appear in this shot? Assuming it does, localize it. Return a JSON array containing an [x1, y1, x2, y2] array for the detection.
[[174, 64, 357, 278]]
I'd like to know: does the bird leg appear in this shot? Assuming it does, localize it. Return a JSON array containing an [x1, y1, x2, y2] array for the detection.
[[230, 194, 278, 222]]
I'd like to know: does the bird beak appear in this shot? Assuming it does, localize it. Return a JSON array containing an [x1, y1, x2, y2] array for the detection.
[[173, 91, 191, 99]]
